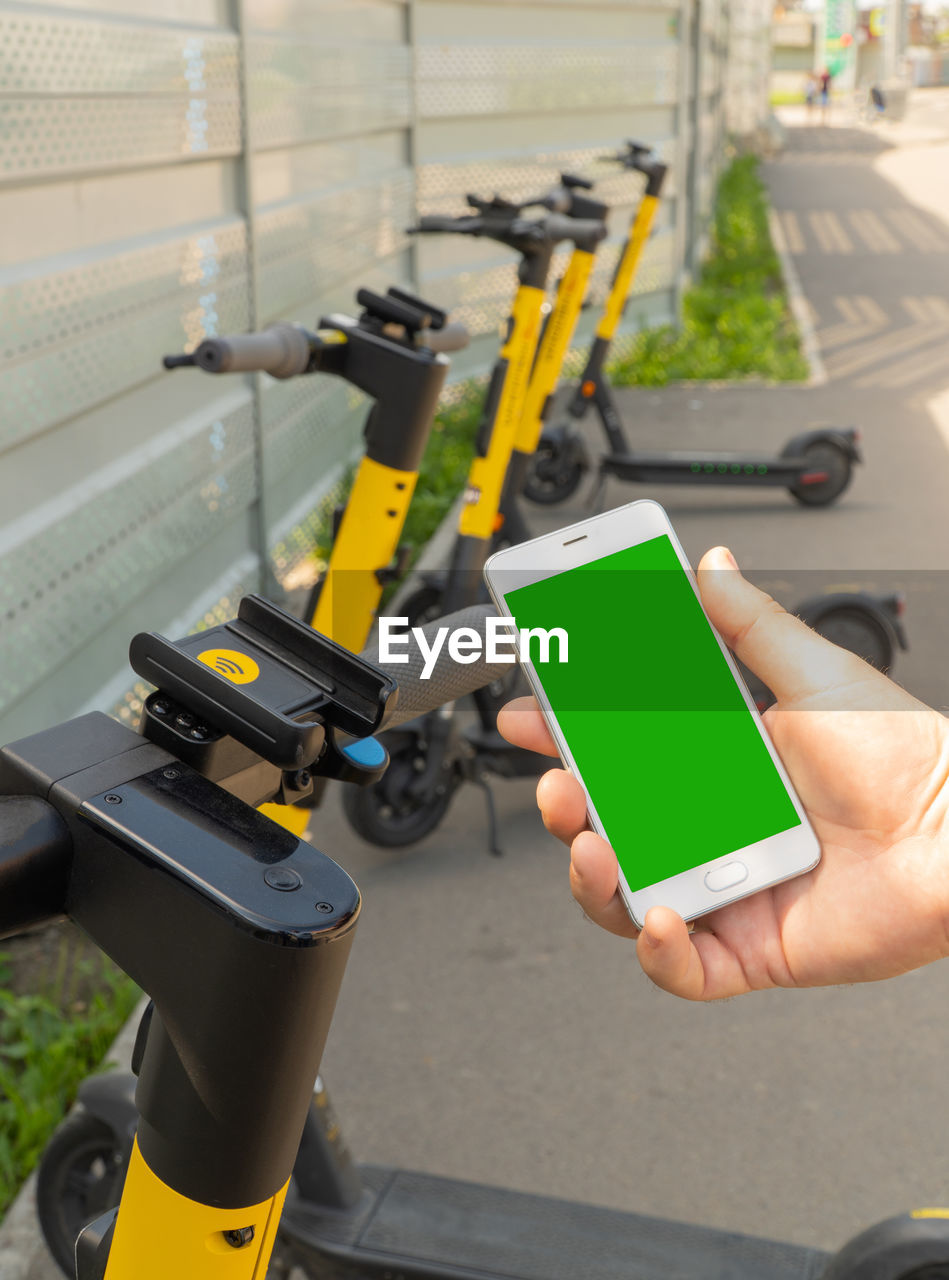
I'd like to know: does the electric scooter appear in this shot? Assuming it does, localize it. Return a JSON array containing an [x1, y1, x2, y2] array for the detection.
[[522, 140, 861, 509], [18, 598, 947, 1280], [341, 196, 610, 851], [162, 284, 467, 835]]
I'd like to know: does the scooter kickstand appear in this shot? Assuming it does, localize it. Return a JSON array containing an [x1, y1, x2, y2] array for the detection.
[[476, 773, 504, 856], [587, 467, 607, 513]]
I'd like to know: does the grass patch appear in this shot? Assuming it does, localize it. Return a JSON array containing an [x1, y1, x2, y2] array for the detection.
[[610, 153, 809, 386], [400, 380, 484, 555], [0, 941, 140, 1215]]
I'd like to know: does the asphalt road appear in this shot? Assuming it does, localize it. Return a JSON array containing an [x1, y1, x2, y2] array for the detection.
[[316, 90, 949, 1265]]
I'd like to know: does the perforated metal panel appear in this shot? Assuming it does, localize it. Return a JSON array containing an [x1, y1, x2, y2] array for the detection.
[[0, 12, 241, 181], [0, 0, 771, 743]]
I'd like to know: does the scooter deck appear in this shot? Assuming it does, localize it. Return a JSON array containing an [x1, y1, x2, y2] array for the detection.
[[282, 1164, 830, 1279], [601, 450, 811, 486]]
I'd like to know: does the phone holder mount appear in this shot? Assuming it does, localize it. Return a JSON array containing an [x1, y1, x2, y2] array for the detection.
[[130, 595, 397, 798], [353, 286, 447, 344]]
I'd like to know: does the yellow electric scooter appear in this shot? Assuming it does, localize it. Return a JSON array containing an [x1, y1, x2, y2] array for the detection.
[[163, 285, 466, 834], [522, 140, 860, 508], [341, 198, 608, 850]]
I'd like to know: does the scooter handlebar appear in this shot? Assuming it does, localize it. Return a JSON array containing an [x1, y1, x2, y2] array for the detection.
[[362, 604, 515, 729], [163, 324, 314, 379], [543, 213, 609, 252], [411, 214, 483, 236]]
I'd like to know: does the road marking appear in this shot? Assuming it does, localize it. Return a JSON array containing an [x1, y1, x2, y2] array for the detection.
[[848, 210, 901, 253], [824, 302, 949, 380], [884, 208, 949, 252], [928, 388, 949, 456], [816, 295, 887, 351], [780, 211, 805, 253], [808, 211, 854, 253]]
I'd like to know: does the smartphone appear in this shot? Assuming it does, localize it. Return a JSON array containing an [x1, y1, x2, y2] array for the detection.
[[482, 499, 820, 927]]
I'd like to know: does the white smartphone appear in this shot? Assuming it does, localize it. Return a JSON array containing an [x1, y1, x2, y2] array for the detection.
[[482, 499, 820, 927]]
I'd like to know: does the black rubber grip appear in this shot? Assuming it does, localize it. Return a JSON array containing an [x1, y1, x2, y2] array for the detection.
[[413, 214, 481, 236], [362, 605, 519, 728], [418, 321, 470, 355], [190, 324, 312, 378]]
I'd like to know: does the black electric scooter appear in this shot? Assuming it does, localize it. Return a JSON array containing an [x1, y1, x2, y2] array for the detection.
[[522, 140, 861, 509], [26, 600, 945, 1280]]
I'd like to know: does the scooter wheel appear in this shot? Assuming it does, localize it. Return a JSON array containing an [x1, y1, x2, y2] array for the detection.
[[400, 583, 444, 628], [36, 1111, 126, 1277], [341, 735, 460, 847], [810, 606, 895, 672], [522, 431, 585, 505], [785, 439, 854, 507]]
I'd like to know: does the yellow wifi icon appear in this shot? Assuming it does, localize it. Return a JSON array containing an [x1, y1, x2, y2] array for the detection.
[[197, 648, 260, 685]]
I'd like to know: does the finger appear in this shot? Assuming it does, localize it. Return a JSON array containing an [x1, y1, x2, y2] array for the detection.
[[496, 696, 560, 758], [636, 906, 714, 999], [536, 768, 588, 845], [569, 831, 638, 939], [696, 546, 883, 707], [636, 906, 757, 1001]]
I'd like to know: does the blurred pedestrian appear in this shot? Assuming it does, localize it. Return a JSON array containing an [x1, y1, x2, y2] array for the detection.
[[819, 67, 833, 123]]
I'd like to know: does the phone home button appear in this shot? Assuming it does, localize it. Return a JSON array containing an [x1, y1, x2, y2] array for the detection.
[[704, 862, 749, 892]]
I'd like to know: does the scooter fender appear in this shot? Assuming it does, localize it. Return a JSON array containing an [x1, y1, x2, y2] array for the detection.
[[76, 1071, 139, 1157], [784, 426, 862, 462], [821, 1211, 949, 1279]]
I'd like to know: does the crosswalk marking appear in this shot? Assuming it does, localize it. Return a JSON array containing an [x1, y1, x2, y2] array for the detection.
[[808, 211, 854, 253], [848, 210, 901, 253], [822, 296, 949, 383], [883, 209, 949, 252], [780, 211, 805, 253], [815, 295, 887, 351]]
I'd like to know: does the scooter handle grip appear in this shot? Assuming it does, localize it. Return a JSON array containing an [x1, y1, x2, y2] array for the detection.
[[362, 604, 515, 728], [417, 321, 470, 355], [168, 324, 314, 379]]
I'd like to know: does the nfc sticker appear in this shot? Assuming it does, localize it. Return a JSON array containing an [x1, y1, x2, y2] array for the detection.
[[197, 648, 260, 685]]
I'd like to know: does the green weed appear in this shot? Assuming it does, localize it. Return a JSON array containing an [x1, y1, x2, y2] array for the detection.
[[610, 154, 809, 386], [0, 945, 139, 1215]]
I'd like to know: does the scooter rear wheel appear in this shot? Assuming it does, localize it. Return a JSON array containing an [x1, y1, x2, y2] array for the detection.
[[36, 1110, 125, 1277], [522, 430, 586, 505], [785, 439, 854, 507]]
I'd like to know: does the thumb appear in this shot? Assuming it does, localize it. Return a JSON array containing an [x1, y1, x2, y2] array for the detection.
[[697, 547, 878, 707]]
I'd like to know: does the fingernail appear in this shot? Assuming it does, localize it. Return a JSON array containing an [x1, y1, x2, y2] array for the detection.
[[641, 926, 661, 950], [722, 547, 739, 570]]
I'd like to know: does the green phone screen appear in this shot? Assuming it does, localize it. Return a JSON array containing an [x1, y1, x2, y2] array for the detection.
[[502, 534, 800, 891]]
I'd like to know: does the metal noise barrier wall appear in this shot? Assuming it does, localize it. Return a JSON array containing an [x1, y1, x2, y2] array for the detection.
[[0, 0, 772, 744]]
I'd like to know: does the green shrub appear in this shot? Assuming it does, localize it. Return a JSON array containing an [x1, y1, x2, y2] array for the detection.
[[610, 154, 809, 386], [0, 947, 140, 1215]]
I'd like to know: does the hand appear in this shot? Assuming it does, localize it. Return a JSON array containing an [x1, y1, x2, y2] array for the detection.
[[498, 547, 949, 1001]]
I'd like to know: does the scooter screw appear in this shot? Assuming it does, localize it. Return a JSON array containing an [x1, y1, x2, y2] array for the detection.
[[163, 768, 180, 780], [223, 1226, 254, 1248], [104, 794, 122, 805], [315, 902, 333, 914]]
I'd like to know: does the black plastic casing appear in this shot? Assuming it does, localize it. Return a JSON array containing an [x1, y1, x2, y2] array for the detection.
[[0, 712, 361, 1208], [320, 314, 449, 473]]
